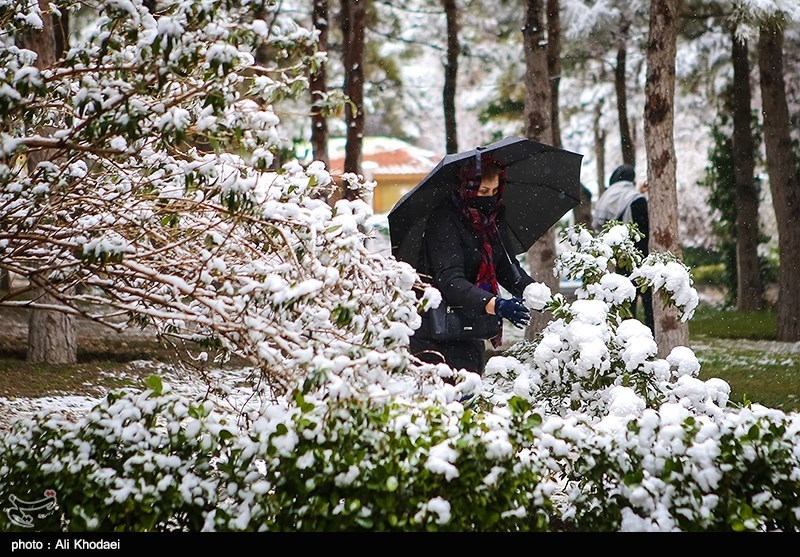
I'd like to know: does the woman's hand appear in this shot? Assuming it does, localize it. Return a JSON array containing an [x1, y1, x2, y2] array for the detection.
[[485, 297, 496, 315], [494, 297, 530, 328]]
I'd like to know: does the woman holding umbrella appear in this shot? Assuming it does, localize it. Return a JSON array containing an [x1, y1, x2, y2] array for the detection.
[[409, 155, 536, 376]]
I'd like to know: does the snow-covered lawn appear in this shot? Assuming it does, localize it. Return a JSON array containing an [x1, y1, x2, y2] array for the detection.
[[3, 333, 798, 434], [0, 361, 267, 433]]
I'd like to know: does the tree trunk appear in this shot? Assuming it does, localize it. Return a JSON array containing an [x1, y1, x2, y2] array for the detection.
[[19, 0, 78, 365], [342, 0, 367, 198], [53, 8, 69, 59], [546, 0, 561, 149], [442, 0, 459, 154], [27, 292, 77, 364], [18, 1, 57, 68], [574, 183, 593, 228], [546, 0, 588, 229], [644, 0, 688, 356], [310, 0, 330, 167], [758, 24, 800, 341], [0, 270, 9, 292], [523, 0, 558, 339], [594, 100, 606, 195], [731, 30, 763, 311], [615, 41, 635, 166]]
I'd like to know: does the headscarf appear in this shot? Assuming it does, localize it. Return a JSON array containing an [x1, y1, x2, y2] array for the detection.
[[451, 153, 507, 348]]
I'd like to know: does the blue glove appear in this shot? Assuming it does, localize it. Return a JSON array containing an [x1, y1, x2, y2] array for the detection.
[[494, 297, 530, 328]]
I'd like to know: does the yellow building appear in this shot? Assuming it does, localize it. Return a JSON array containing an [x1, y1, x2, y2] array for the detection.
[[325, 136, 441, 214]]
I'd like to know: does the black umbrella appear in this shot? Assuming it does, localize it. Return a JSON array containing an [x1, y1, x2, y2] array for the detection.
[[388, 136, 584, 269]]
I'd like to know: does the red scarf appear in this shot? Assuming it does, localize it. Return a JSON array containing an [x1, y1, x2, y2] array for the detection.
[[453, 155, 507, 348]]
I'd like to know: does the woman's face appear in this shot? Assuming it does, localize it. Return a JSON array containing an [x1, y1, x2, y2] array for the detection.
[[477, 174, 499, 197]]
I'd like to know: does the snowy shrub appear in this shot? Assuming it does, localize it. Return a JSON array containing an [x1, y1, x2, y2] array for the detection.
[[0, 377, 235, 531], [559, 403, 800, 532], [499, 222, 702, 417], [0, 0, 434, 393], [479, 223, 800, 532], [216, 389, 556, 532], [0, 378, 557, 532], [3, 375, 800, 532]]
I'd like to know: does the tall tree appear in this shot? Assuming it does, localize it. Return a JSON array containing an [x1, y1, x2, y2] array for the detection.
[[574, 184, 593, 227], [443, 0, 459, 154], [548, 0, 591, 228], [523, 0, 558, 338], [19, 0, 77, 364], [311, 0, 330, 167], [730, 28, 762, 311], [547, 0, 562, 149], [341, 0, 367, 199], [758, 20, 800, 341], [615, 17, 636, 166], [594, 100, 607, 195], [644, 0, 689, 355]]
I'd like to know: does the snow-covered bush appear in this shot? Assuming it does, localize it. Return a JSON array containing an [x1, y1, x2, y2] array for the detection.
[[216, 389, 556, 531], [0, 0, 435, 392], [0, 377, 234, 531], [480, 223, 800, 531], [498, 222, 701, 417], [559, 404, 800, 532], [7, 374, 798, 532], [0, 378, 557, 532]]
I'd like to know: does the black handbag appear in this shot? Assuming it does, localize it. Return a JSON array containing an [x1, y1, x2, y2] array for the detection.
[[419, 220, 503, 342], [426, 302, 501, 341]]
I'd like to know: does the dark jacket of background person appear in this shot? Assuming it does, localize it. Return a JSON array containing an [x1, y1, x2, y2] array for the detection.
[[592, 164, 654, 333], [410, 200, 535, 376]]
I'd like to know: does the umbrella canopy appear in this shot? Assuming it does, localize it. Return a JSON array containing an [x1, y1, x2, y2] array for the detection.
[[388, 136, 584, 269]]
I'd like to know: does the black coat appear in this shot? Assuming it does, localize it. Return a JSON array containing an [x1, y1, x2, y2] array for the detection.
[[414, 200, 535, 340]]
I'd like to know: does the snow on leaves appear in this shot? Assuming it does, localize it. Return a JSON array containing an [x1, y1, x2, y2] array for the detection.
[[0, 0, 429, 393]]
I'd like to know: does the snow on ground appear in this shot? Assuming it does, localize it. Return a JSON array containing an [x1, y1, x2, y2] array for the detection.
[[693, 337, 800, 356], [0, 360, 269, 433], [0, 395, 103, 428], [4, 333, 797, 435]]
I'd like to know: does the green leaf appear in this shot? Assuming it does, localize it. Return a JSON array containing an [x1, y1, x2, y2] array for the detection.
[[144, 375, 163, 396], [526, 413, 543, 428], [740, 503, 753, 521], [623, 469, 643, 486], [508, 396, 531, 416]]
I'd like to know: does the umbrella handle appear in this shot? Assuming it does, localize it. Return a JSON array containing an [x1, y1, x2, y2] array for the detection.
[[494, 223, 523, 287]]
